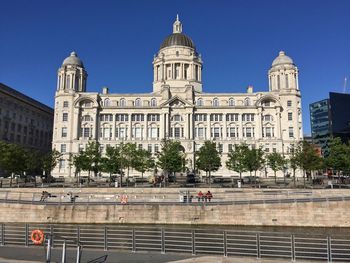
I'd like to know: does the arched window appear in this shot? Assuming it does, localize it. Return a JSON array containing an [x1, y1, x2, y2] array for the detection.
[[196, 98, 203, 106], [104, 98, 110, 107], [150, 98, 157, 107], [171, 115, 183, 122], [135, 98, 141, 107], [119, 98, 126, 107], [213, 98, 219, 107], [244, 98, 251, 106], [228, 98, 235, 106], [82, 115, 92, 122], [80, 100, 92, 108]]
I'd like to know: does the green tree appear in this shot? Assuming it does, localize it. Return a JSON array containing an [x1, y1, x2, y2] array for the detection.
[[134, 148, 155, 184], [325, 137, 350, 176], [157, 139, 185, 184], [289, 144, 300, 187], [226, 143, 249, 181], [298, 140, 323, 187], [267, 152, 286, 183], [41, 149, 62, 179], [196, 141, 222, 187], [245, 147, 265, 177], [100, 145, 122, 186], [120, 143, 138, 186]]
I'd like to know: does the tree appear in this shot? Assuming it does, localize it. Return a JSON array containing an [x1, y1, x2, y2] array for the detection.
[[226, 143, 249, 181], [120, 143, 138, 187], [245, 147, 264, 177], [41, 149, 62, 179], [298, 140, 324, 187], [325, 137, 350, 176], [100, 145, 122, 186], [134, 148, 155, 184], [289, 145, 300, 187], [157, 139, 185, 184], [267, 152, 286, 183], [196, 141, 222, 187]]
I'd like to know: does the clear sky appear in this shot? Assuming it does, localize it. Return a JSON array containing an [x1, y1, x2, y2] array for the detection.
[[1, 0, 350, 135]]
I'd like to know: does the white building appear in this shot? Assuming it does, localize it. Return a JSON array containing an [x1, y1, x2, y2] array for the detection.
[[52, 16, 303, 178]]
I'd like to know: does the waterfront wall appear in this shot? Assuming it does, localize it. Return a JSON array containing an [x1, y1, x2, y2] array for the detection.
[[0, 198, 349, 227]]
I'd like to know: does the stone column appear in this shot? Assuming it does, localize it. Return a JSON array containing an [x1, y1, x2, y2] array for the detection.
[[256, 109, 262, 140], [128, 113, 132, 140], [223, 113, 227, 140], [144, 114, 148, 140], [189, 113, 193, 139], [206, 114, 211, 139]]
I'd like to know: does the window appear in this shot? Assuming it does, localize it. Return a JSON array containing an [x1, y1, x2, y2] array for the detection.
[[210, 114, 222, 122], [132, 114, 144, 122], [116, 114, 128, 122], [211, 127, 221, 138], [289, 127, 294, 138], [218, 143, 223, 154], [154, 144, 159, 153], [213, 98, 219, 107], [172, 115, 183, 122], [287, 100, 292, 107], [263, 127, 274, 137], [82, 115, 92, 122], [61, 144, 66, 153], [148, 144, 152, 153], [116, 127, 127, 139], [100, 127, 112, 139], [104, 99, 110, 107], [100, 114, 113, 122], [63, 101, 69, 108], [244, 98, 251, 106], [61, 127, 67, 138], [147, 114, 160, 122], [120, 99, 126, 107], [148, 127, 159, 138], [228, 98, 235, 106], [135, 98, 141, 107], [78, 144, 84, 152], [150, 98, 157, 107], [132, 127, 142, 138], [138, 144, 143, 150], [288, 112, 293, 121], [195, 127, 205, 138], [174, 127, 181, 138], [62, 113, 68, 122], [242, 114, 254, 122], [81, 100, 92, 108], [196, 98, 203, 106], [59, 159, 65, 169], [194, 114, 207, 122], [243, 127, 254, 138], [262, 115, 273, 121], [226, 114, 239, 122], [82, 127, 91, 138], [227, 127, 237, 138], [66, 75, 71, 90], [228, 144, 233, 152]]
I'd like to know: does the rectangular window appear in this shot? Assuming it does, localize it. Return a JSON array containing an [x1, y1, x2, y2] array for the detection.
[[100, 114, 113, 122], [132, 114, 144, 122], [147, 114, 160, 122], [133, 127, 142, 138], [82, 127, 90, 138], [226, 114, 239, 122], [148, 127, 158, 138], [289, 127, 294, 138], [210, 114, 222, 122], [138, 144, 143, 150], [228, 144, 233, 152], [227, 127, 237, 138], [59, 159, 65, 169], [174, 127, 181, 138], [61, 144, 66, 153], [194, 114, 207, 122], [212, 127, 221, 138], [244, 127, 254, 138], [62, 113, 68, 122], [154, 144, 159, 153], [218, 143, 223, 154], [148, 144, 152, 153], [288, 112, 293, 121], [63, 101, 69, 108], [196, 127, 205, 138], [287, 100, 292, 107], [116, 114, 128, 122], [242, 114, 254, 122], [61, 127, 67, 137]]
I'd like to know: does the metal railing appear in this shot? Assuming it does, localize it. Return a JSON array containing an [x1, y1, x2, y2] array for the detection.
[[0, 223, 349, 262]]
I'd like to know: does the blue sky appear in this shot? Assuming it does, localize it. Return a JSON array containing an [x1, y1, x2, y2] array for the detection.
[[1, 0, 350, 135]]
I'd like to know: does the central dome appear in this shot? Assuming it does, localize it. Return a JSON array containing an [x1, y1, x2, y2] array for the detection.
[[160, 33, 195, 49]]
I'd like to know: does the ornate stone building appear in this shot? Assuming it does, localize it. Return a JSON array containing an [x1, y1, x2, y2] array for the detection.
[[52, 16, 303, 178]]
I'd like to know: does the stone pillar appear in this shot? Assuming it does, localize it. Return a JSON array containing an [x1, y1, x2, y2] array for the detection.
[[206, 114, 211, 139], [128, 114, 132, 140], [144, 115, 148, 139], [189, 113, 193, 139], [256, 109, 262, 139], [223, 113, 227, 140]]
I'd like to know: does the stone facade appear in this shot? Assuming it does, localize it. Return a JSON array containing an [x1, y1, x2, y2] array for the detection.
[[52, 17, 303, 178], [0, 83, 53, 152]]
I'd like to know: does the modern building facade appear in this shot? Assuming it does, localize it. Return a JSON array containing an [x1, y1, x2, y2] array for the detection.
[[0, 83, 54, 152], [310, 92, 350, 156], [52, 16, 303, 178]]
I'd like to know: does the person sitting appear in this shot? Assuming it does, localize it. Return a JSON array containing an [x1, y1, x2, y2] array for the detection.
[[206, 191, 213, 202], [197, 191, 204, 202]]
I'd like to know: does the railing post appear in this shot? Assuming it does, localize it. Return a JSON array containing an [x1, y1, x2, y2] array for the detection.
[[77, 226, 80, 245], [132, 228, 136, 252], [104, 226, 108, 251], [291, 234, 295, 261], [25, 223, 29, 247], [161, 228, 165, 254], [327, 235, 332, 263], [192, 229, 196, 255], [223, 231, 227, 257], [256, 233, 260, 259], [1, 223, 4, 246]]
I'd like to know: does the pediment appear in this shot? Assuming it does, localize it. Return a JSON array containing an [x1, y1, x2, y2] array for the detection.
[[160, 96, 193, 108]]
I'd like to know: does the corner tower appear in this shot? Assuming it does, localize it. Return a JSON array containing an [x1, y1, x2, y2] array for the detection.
[[152, 15, 203, 93]]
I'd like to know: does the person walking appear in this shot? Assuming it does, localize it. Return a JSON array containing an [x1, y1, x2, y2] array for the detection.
[[206, 191, 213, 202], [197, 191, 204, 202]]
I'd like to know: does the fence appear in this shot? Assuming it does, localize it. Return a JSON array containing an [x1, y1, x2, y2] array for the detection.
[[0, 223, 349, 262]]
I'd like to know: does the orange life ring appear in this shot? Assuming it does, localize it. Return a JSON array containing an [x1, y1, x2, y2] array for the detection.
[[31, 229, 45, 245]]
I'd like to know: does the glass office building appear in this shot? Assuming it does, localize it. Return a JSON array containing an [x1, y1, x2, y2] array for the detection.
[[310, 92, 350, 156]]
